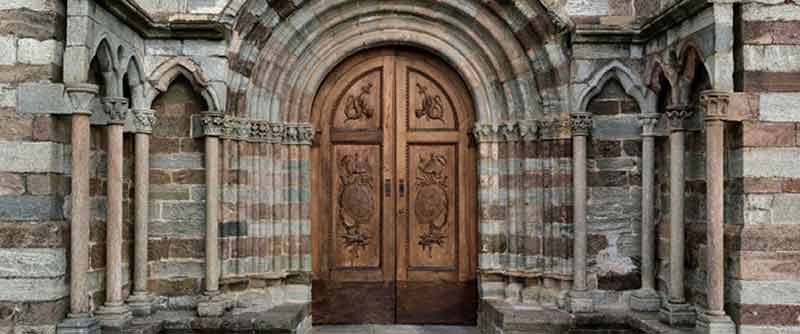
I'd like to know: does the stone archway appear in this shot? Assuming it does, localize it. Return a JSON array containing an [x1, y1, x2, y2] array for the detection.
[[310, 46, 478, 325]]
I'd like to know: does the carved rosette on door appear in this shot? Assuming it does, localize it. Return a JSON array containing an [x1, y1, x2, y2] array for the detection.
[[415, 153, 449, 257], [337, 153, 373, 259]]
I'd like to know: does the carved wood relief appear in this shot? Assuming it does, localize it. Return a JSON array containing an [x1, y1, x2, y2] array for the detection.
[[332, 145, 381, 268], [333, 70, 382, 130], [408, 70, 456, 131], [407, 145, 456, 269], [415, 83, 445, 123], [344, 82, 375, 122]]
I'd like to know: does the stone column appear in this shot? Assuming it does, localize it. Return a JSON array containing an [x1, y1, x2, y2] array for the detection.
[[631, 113, 661, 312], [126, 109, 156, 316], [95, 97, 132, 327], [659, 105, 695, 326], [57, 84, 101, 334], [197, 112, 227, 317], [568, 112, 593, 313], [695, 91, 735, 334]]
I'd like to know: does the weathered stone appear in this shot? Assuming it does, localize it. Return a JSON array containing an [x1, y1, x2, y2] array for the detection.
[[0, 173, 25, 196], [0, 141, 63, 173], [16, 39, 61, 65], [0, 35, 16, 66], [759, 93, 800, 122], [0, 221, 66, 248], [17, 83, 68, 114], [0, 248, 66, 278], [0, 195, 63, 221], [0, 277, 68, 302]]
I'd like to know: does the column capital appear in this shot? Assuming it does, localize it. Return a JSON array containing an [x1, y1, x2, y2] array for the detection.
[[639, 113, 660, 137], [102, 97, 129, 125], [666, 104, 694, 131], [570, 112, 593, 137], [284, 123, 315, 145], [65, 83, 99, 116], [131, 109, 157, 134], [200, 112, 225, 137], [700, 90, 759, 123]]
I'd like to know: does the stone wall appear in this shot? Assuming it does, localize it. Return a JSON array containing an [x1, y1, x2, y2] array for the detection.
[[727, 2, 800, 333], [585, 80, 643, 302], [0, 1, 69, 333], [147, 78, 208, 300]]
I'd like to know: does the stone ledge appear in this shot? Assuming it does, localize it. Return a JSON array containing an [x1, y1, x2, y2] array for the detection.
[[121, 302, 310, 334], [479, 300, 695, 334]]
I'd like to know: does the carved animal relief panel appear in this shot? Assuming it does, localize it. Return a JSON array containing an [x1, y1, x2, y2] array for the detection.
[[333, 70, 382, 130], [407, 70, 457, 130]]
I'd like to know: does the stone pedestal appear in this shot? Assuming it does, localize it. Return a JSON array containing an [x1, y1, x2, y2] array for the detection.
[[56, 314, 101, 334], [95, 302, 132, 328], [695, 313, 735, 334], [126, 293, 152, 317], [197, 295, 230, 317], [568, 290, 594, 313], [659, 300, 696, 327], [630, 288, 661, 312]]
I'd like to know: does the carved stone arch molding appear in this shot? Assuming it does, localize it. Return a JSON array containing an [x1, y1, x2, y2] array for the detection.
[[227, 0, 572, 124], [146, 57, 222, 112], [578, 60, 657, 115]]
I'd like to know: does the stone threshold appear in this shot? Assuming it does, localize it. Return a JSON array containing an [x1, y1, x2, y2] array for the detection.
[[480, 300, 694, 334], [116, 302, 310, 334]]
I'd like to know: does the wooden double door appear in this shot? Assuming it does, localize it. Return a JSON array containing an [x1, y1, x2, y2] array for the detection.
[[311, 48, 477, 325]]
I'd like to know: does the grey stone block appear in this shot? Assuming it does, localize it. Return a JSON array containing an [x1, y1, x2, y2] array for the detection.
[[0, 141, 64, 173], [659, 301, 696, 327], [56, 315, 101, 334], [17, 83, 69, 114], [0, 195, 64, 221], [160, 202, 205, 221], [150, 154, 204, 170], [149, 218, 203, 237], [592, 116, 642, 140], [0, 248, 66, 278], [0, 277, 69, 302], [695, 313, 736, 334]]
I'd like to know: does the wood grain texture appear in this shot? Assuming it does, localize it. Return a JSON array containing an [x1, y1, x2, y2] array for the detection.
[[312, 47, 476, 325]]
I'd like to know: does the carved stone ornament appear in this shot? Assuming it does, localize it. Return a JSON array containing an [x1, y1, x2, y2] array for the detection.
[[343, 82, 374, 122], [102, 97, 129, 125], [132, 109, 157, 134], [201, 112, 225, 137], [284, 123, 315, 145], [415, 153, 449, 257], [570, 112, 593, 136], [473, 121, 540, 143], [700, 90, 730, 121], [638, 113, 660, 137], [338, 153, 374, 258], [65, 83, 99, 115], [665, 104, 694, 130], [415, 83, 445, 122]]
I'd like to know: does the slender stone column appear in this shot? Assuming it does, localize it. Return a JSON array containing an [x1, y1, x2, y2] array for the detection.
[[57, 84, 101, 334], [126, 109, 157, 316], [197, 112, 227, 317], [568, 112, 593, 313], [696, 91, 735, 334], [659, 105, 695, 326], [631, 113, 661, 312], [95, 97, 132, 327]]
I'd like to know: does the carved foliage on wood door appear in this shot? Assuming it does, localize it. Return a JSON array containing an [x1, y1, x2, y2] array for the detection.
[[408, 70, 456, 131], [415, 153, 449, 257], [338, 153, 373, 258]]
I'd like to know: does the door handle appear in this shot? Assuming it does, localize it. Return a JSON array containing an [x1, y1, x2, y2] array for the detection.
[[384, 178, 392, 197], [399, 178, 405, 198]]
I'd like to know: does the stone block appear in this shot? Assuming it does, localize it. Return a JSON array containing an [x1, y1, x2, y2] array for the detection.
[[161, 202, 205, 221], [146, 40, 182, 56], [695, 313, 736, 334], [150, 154, 203, 170], [759, 93, 800, 122], [0, 84, 15, 108], [0, 195, 63, 221], [17, 83, 68, 114], [592, 116, 642, 140], [0, 35, 16, 65], [0, 277, 68, 302], [0, 0, 51, 11], [0, 248, 66, 278], [742, 147, 800, 178], [149, 218, 203, 237], [0, 173, 25, 196], [566, 0, 609, 16], [183, 40, 226, 57], [0, 141, 64, 173], [730, 279, 800, 305], [56, 315, 100, 334], [17, 39, 61, 65]]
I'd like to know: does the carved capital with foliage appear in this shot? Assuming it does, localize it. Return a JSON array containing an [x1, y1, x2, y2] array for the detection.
[[131, 109, 157, 134], [65, 83, 99, 116], [201, 112, 225, 137], [638, 113, 660, 137], [665, 104, 694, 131], [102, 97, 129, 125], [284, 123, 315, 145], [570, 112, 593, 137]]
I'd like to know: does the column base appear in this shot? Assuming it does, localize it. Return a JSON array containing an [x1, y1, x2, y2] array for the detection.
[[695, 312, 736, 334], [659, 300, 696, 327], [197, 292, 231, 317], [95, 302, 132, 328], [567, 290, 594, 313], [126, 292, 153, 317], [56, 313, 100, 334], [630, 288, 661, 312]]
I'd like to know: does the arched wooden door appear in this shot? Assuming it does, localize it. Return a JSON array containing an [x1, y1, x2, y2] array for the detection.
[[311, 48, 477, 325]]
